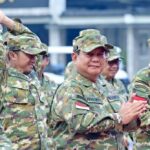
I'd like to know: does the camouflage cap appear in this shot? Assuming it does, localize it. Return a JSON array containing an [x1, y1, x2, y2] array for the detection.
[[73, 29, 113, 53], [107, 46, 121, 61], [4, 34, 46, 55], [41, 43, 48, 55]]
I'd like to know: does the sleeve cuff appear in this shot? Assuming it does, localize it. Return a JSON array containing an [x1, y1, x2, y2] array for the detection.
[[112, 113, 123, 131]]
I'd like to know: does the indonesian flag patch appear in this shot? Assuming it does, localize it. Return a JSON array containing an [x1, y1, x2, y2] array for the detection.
[[75, 101, 90, 110]]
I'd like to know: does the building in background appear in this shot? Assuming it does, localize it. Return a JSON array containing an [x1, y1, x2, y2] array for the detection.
[[1, 0, 150, 79]]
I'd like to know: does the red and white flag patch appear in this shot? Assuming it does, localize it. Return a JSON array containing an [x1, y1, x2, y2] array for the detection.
[[75, 101, 90, 110]]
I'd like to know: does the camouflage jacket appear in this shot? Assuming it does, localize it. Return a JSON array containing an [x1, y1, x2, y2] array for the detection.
[[40, 74, 58, 111], [97, 75, 134, 150], [0, 22, 52, 149], [97, 75, 128, 110], [129, 66, 150, 102], [29, 70, 58, 114], [49, 72, 139, 150], [129, 65, 150, 149], [0, 67, 52, 150], [0, 33, 13, 149]]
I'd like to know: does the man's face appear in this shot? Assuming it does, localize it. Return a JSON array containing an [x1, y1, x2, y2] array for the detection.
[[10, 51, 36, 74], [102, 58, 119, 80], [72, 47, 106, 82]]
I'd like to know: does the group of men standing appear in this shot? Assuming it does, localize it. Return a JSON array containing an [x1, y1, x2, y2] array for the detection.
[[0, 10, 149, 150]]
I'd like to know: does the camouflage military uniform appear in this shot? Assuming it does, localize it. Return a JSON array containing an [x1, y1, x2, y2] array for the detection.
[[97, 75, 136, 149], [32, 47, 58, 114], [97, 75, 128, 103], [30, 69, 58, 115], [96, 47, 131, 150], [1, 67, 51, 149], [64, 61, 76, 79], [49, 71, 139, 150], [9, 22, 58, 147], [0, 31, 13, 150], [129, 65, 150, 150], [49, 29, 141, 150], [40, 74, 58, 111], [0, 22, 54, 149]]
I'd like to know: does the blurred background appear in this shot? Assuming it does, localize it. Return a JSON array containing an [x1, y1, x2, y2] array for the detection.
[[1, 0, 150, 84]]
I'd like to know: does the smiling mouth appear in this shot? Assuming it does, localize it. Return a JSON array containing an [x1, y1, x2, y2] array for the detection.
[[90, 66, 100, 68]]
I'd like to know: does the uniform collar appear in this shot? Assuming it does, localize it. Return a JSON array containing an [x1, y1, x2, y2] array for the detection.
[[8, 67, 30, 81], [74, 72, 95, 87]]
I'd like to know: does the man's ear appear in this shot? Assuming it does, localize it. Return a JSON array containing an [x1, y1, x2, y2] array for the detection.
[[7, 51, 17, 60], [72, 52, 77, 62]]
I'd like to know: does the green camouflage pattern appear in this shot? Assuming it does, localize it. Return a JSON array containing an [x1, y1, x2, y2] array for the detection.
[[0, 22, 54, 149], [0, 33, 14, 149], [3, 22, 40, 41], [64, 61, 76, 79], [0, 32, 7, 69], [0, 67, 53, 150], [4, 33, 46, 55], [40, 74, 58, 138], [97, 75, 128, 104], [129, 66, 150, 102], [0, 134, 13, 150], [34, 44, 49, 73], [40, 74, 58, 110], [73, 29, 112, 53], [107, 46, 121, 62], [97, 75, 135, 149], [49, 72, 139, 149], [3, 22, 47, 56], [129, 65, 150, 150], [29, 67, 58, 144], [29, 70, 58, 114]]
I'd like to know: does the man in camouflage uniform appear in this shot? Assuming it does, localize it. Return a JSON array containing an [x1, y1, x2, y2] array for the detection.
[[97, 46, 135, 149], [49, 29, 147, 150], [2, 34, 51, 150], [0, 10, 54, 149], [129, 64, 150, 150], [2, 13, 58, 116], [98, 46, 128, 105]]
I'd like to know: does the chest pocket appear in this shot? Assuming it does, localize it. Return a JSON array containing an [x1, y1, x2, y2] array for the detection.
[[4, 76, 30, 104], [107, 95, 122, 112]]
